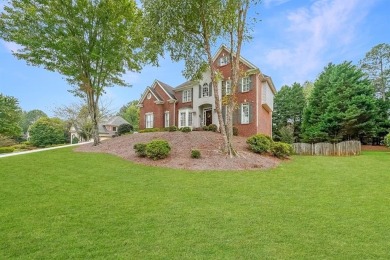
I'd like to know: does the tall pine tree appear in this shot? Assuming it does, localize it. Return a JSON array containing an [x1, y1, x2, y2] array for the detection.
[[302, 62, 377, 142]]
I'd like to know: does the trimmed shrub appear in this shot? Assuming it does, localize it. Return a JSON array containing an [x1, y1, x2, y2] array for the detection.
[[385, 133, 390, 148], [246, 134, 273, 154], [29, 117, 66, 147], [191, 149, 201, 159], [71, 136, 79, 144], [202, 125, 209, 131], [271, 142, 293, 158], [139, 128, 160, 133], [208, 124, 217, 132], [133, 143, 147, 157], [146, 139, 171, 160], [168, 126, 178, 132], [118, 123, 133, 136], [0, 147, 14, 154], [0, 134, 16, 147], [180, 127, 191, 133], [233, 127, 238, 136]]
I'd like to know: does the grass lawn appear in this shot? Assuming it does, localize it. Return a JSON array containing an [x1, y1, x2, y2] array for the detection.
[[1, 148, 390, 259]]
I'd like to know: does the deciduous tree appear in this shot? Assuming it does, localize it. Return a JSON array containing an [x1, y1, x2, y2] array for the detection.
[[0, 0, 158, 145], [117, 100, 139, 130], [20, 109, 47, 134], [0, 93, 22, 138]]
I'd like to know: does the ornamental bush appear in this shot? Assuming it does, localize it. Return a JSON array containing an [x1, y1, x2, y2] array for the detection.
[[118, 123, 133, 136], [0, 134, 16, 147], [208, 124, 217, 132], [0, 147, 14, 154], [246, 134, 273, 154], [271, 142, 293, 158], [180, 127, 191, 133], [191, 149, 201, 159], [146, 139, 171, 160], [384, 133, 390, 148], [133, 143, 147, 157], [29, 117, 66, 147], [233, 127, 238, 136], [139, 128, 160, 133], [168, 125, 178, 132], [202, 125, 209, 131]]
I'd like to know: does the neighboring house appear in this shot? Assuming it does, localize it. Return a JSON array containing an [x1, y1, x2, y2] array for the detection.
[[138, 45, 276, 137], [70, 115, 129, 142]]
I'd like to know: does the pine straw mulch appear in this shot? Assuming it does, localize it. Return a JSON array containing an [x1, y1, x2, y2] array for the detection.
[[75, 131, 280, 171]]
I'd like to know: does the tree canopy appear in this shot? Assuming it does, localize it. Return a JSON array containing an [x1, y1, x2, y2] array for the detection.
[[301, 62, 377, 143], [117, 100, 139, 130], [0, 0, 158, 145], [20, 109, 47, 134], [29, 117, 66, 147], [0, 93, 22, 138], [272, 83, 305, 142]]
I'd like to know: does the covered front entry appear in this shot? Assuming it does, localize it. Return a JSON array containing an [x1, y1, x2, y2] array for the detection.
[[204, 108, 212, 126]]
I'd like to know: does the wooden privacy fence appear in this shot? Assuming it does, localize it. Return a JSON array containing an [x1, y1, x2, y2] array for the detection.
[[293, 141, 361, 156]]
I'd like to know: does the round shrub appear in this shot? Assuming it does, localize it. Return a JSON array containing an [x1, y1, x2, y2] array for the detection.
[[384, 133, 390, 148], [246, 134, 273, 154], [169, 126, 178, 132], [29, 117, 66, 147], [71, 136, 79, 144], [133, 143, 147, 157], [202, 125, 209, 131], [271, 142, 293, 158], [208, 124, 217, 132], [180, 127, 191, 133], [233, 127, 238, 136], [191, 149, 201, 159], [146, 139, 171, 160], [118, 123, 133, 136]]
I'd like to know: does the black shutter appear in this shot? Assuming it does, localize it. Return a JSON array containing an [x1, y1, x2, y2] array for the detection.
[[249, 103, 253, 123], [199, 85, 201, 98], [209, 82, 212, 96], [191, 88, 193, 101], [234, 105, 241, 124], [222, 81, 226, 96], [238, 79, 242, 93]]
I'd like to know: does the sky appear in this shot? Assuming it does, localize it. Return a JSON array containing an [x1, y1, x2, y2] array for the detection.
[[0, 0, 389, 116]]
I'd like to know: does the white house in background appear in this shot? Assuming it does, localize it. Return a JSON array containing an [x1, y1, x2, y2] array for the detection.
[[70, 115, 129, 143]]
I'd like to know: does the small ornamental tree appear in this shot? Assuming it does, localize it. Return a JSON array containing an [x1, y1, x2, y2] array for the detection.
[[118, 123, 133, 136], [29, 117, 66, 147]]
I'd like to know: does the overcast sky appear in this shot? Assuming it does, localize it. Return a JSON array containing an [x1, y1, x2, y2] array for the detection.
[[0, 0, 389, 115]]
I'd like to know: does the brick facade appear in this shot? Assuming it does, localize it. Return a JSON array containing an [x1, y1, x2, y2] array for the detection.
[[138, 46, 276, 137]]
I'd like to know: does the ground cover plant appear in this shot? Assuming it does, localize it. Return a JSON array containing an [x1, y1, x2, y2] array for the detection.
[[1, 148, 390, 259]]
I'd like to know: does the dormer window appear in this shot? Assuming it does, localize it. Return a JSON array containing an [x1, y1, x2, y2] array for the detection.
[[219, 55, 229, 66]]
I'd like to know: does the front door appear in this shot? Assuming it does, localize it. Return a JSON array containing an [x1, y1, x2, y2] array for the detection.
[[205, 109, 212, 126]]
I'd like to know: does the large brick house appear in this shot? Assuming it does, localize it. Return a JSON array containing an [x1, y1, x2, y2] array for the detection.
[[138, 46, 276, 137]]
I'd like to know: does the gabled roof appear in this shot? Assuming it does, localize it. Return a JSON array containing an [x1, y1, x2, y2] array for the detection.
[[139, 85, 163, 104], [103, 116, 129, 126], [175, 80, 196, 91], [212, 45, 259, 70], [155, 80, 175, 99]]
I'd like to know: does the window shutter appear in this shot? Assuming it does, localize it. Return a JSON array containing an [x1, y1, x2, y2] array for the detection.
[[238, 78, 242, 93], [249, 103, 253, 123], [209, 82, 212, 96], [222, 105, 226, 124], [222, 81, 226, 96], [249, 75, 254, 91], [199, 85, 201, 98], [234, 105, 241, 124]]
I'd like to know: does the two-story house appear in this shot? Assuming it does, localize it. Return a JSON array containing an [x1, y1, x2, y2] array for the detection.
[[138, 46, 276, 137]]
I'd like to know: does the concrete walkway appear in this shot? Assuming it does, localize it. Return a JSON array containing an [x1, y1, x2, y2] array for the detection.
[[0, 142, 93, 158]]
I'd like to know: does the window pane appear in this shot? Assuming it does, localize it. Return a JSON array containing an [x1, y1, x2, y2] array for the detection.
[[188, 112, 192, 127], [202, 84, 209, 97], [241, 104, 249, 124]]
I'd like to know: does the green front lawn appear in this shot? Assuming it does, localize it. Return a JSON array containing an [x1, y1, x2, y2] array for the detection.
[[1, 148, 390, 259]]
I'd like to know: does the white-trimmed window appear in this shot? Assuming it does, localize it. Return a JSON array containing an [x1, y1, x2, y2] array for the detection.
[[241, 77, 251, 92], [145, 113, 154, 128], [241, 103, 250, 124], [182, 89, 192, 103], [219, 56, 229, 66], [164, 111, 170, 127], [113, 126, 117, 132], [202, 83, 209, 97], [178, 109, 193, 128], [224, 80, 232, 95]]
